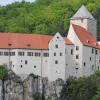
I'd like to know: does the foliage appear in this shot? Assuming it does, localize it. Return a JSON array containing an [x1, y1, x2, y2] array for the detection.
[[60, 71, 100, 100], [0, 0, 100, 35], [92, 90, 100, 100], [33, 92, 42, 100], [0, 65, 8, 80]]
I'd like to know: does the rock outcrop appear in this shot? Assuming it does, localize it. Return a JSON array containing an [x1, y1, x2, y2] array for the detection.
[[0, 70, 64, 100]]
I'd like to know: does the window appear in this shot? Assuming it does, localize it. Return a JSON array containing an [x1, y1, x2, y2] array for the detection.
[[60, 52, 62, 56], [92, 48, 94, 54], [71, 49, 73, 55], [54, 52, 56, 56], [4, 52, 15, 56], [76, 55, 79, 59], [90, 57, 91, 61], [0, 52, 3, 56], [27, 52, 33, 56], [76, 46, 79, 50], [84, 62, 86, 66], [35, 52, 41, 56], [44, 53, 49, 57], [57, 36, 59, 39], [4, 52, 9, 56], [12, 52, 15, 56], [75, 68, 79, 70], [18, 52, 24, 56], [20, 65, 23, 68], [81, 19, 83, 23], [34, 66, 36, 68], [92, 65, 94, 70], [25, 60, 28, 64], [55, 60, 58, 64], [65, 49, 67, 54], [95, 50, 98, 55], [75, 68, 78, 74], [55, 44, 58, 48]]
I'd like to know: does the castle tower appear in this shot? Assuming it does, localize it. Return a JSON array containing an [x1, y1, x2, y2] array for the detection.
[[70, 5, 97, 38]]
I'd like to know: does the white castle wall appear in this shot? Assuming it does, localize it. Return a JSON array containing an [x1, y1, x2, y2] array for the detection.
[[65, 45, 75, 78], [95, 49, 100, 70], [67, 24, 83, 77], [82, 46, 95, 76], [49, 33, 66, 81]]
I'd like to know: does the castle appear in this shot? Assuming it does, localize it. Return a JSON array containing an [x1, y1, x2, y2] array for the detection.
[[0, 5, 100, 81]]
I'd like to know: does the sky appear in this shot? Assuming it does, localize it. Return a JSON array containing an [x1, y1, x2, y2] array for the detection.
[[0, 0, 35, 6]]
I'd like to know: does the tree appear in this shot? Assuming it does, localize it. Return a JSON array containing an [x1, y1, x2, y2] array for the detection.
[[92, 90, 100, 100], [0, 65, 8, 100], [60, 76, 97, 100], [0, 0, 100, 35], [33, 92, 42, 100]]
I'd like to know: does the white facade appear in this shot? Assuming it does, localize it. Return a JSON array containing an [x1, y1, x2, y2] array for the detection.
[[0, 5, 100, 82]]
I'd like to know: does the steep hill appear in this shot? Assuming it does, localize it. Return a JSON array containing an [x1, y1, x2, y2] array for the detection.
[[0, 0, 100, 36]]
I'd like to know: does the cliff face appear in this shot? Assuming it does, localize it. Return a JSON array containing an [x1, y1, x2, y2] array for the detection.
[[0, 71, 64, 100]]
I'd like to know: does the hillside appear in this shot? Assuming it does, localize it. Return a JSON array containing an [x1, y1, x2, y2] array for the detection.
[[0, 0, 100, 36]]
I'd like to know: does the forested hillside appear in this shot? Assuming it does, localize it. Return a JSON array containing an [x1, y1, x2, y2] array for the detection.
[[0, 0, 100, 36]]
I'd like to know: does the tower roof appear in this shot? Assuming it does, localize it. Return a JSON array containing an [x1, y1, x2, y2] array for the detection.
[[71, 5, 95, 20]]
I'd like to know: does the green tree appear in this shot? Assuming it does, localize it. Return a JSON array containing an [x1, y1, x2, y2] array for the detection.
[[92, 90, 100, 100], [0, 65, 8, 100], [0, 0, 100, 35], [60, 75, 97, 100]]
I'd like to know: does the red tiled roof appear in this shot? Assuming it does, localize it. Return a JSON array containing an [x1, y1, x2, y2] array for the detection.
[[0, 33, 52, 49], [0, 33, 73, 49], [64, 37, 73, 45], [72, 24, 100, 49]]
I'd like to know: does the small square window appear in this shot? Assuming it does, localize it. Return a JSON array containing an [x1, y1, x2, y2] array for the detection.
[[25, 60, 28, 64], [92, 48, 94, 54], [95, 50, 98, 55], [71, 49, 73, 55], [84, 62, 86, 66], [55, 60, 58, 64], [76, 46, 79, 50], [55, 45, 58, 48], [90, 57, 91, 61], [76, 55, 79, 59], [54, 52, 56, 56], [34, 66, 36, 68], [92, 65, 94, 70], [21, 65, 23, 68], [57, 36, 59, 39], [75, 68, 78, 70], [81, 19, 83, 23], [60, 52, 62, 56]]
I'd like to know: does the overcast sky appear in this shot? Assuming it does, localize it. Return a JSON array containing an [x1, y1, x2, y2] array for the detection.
[[0, 0, 35, 6]]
